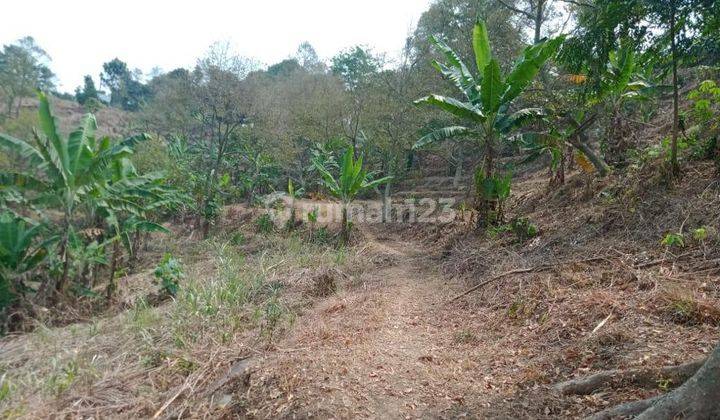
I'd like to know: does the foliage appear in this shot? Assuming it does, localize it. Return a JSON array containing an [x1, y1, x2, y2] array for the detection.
[[0, 37, 55, 119], [74, 75, 101, 106], [0, 212, 51, 325], [510, 217, 538, 242], [153, 253, 184, 297], [331, 46, 380, 90], [0, 92, 181, 318], [687, 80, 720, 167], [661, 232, 685, 248], [256, 214, 274, 234], [314, 147, 391, 242], [413, 19, 564, 226], [100, 58, 150, 111]]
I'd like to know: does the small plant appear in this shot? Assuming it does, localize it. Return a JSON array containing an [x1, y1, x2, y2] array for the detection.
[[511, 217, 538, 242], [658, 377, 673, 391], [453, 329, 478, 344], [0, 374, 11, 402], [312, 226, 332, 244], [487, 223, 513, 238], [475, 170, 512, 224], [693, 227, 708, 242], [285, 178, 304, 231], [255, 213, 275, 234], [261, 293, 285, 341], [153, 253, 184, 297], [313, 147, 391, 243], [307, 207, 319, 227], [230, 231, 245, 246], [661, 232, 685, 248]]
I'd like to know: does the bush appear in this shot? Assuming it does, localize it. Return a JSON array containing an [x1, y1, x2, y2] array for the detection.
[[511, 217, 538, 242], [153, 254, 184, 297], [255, 214, 274, 234], [230, 232, 245, 246]]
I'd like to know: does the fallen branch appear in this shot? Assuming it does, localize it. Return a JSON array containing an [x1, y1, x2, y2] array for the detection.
[[554, 359, 704, 395], [448, 265, 553, 303], [447, 255, 612, 303], [632, 250, 702, 269]]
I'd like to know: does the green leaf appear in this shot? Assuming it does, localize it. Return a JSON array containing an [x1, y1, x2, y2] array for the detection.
[[431, 61, 479, 102], [502, 36, 565, 104], [431, 36, 475, 88], [37, 91, 71, 183], [472, 20, 492, 74], [414, 95, 485, 123], [67, 114, 97, 179], [413, 126, 471, 150], [495, 108, 546, 134], [362, 175, 393, 190], [480, 59, 503, 113], [0, 133, 42, 162]]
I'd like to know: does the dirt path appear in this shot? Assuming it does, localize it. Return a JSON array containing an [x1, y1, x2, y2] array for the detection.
[[246, 230, 502, 418]]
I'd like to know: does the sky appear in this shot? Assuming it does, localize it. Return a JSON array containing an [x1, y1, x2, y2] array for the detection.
[[1, 0, 432, 92]]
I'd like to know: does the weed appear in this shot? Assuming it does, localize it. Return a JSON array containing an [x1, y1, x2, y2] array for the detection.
[[46, 359, 79, 396], [256, 214, 275, 234], [453, 329, 478, 344], [0, 375, 11, 402], [487, 224, 512, 238], [153, 253, 184, 297], [230, 231, 246, 246], [511, 217, 538, 242], [692, 226, 708, 242], [658, 377, 673, 391], [312, 226, 332, 244], [661, 232, 685, 248]]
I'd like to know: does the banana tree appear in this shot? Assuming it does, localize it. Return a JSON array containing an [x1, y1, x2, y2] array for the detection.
[[0, 212, 52, 328], [313, 147, 391, 244], [413, 20, 564, 226], [0, 92, 154, 292], [285, 178, 304, 230], [595, 43, 655, 164]]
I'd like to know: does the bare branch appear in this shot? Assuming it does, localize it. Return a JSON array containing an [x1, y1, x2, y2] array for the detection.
[[497, 0, 535, 19]]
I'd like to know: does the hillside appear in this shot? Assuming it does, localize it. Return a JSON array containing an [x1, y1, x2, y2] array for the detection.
[[1, 140, 718, 418]]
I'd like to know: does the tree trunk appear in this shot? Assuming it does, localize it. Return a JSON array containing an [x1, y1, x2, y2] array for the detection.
[[382, 182, 392, 223], [340, 204, 350, 244], [56, 235, 70, 293], [534, 0, 544, 44], [56, 213, 72, 293], [453, 160, 462, 189], [106, 242, 120, 300], [635, 342, 720, 419], [669, 1, 681, 177], [591, 342, 720, 419], [568, 132, 610, 177], [476, 132, 495, 229]]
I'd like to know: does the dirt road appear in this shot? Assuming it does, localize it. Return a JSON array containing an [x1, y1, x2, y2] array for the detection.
[[245, 230, 516, 418]]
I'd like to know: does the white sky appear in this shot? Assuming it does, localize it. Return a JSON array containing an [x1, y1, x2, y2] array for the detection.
[[2, 0, 432, 92]]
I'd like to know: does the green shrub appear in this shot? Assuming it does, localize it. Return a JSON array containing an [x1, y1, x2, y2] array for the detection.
[[661, 233, 685, 248], [153, 254, 184, 297], [255, 214, 274, 234], [312, 226, 332, 244], [230, 232, 245, 246], [511, 217, 538, 242]]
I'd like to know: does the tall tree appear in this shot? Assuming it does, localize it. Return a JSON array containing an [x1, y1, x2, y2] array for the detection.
[[0, 36, 55, 118], [100, 58, 149, 111], [331, 46, 381, 155], [74, 75, 100, 105]]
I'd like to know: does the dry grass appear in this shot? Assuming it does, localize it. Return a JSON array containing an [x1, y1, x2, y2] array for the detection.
[[0, 214, 372, 418]]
